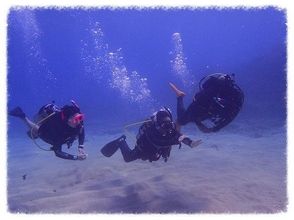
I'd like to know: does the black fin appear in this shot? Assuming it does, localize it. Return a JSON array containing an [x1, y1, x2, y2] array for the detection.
[[101, 135, 126, 157], [9, 107, 25, 119]]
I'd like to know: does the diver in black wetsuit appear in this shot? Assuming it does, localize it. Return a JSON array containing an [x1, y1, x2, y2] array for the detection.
[[9, 100, 87, 160], [170, 73, 244, 133], [101, 107, 202, 163]]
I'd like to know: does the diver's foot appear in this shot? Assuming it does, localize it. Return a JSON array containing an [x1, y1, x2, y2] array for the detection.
[[169, 82, 186, 97], [9, 107, 25, 119]]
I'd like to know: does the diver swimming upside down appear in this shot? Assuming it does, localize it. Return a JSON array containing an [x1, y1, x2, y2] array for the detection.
[[170, 73, 244, 133]]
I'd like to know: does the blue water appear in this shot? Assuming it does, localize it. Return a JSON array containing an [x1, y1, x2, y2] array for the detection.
[[6, 7, 287, 213], [8, 7, 286, 128]]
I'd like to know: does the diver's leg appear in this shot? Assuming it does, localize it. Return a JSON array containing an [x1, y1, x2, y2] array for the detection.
[[176, 96, 191, 127], [169, 83, 189, 129], [177, 96, 186, 120], [53, 145, 78, 160], [9, 107, 40, 138], [169, 82, 186, 97], [119, 140, 140, 162], [9, 106, 39, 129], [175, 96, 185, 131], [24, 117, 39, 130], [23, 117, 39, 139]]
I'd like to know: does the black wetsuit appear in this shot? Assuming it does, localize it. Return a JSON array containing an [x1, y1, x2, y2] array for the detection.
[[118, 120, 182, 162], [38, 110, 85, 160], [177, 74, 244, 132]]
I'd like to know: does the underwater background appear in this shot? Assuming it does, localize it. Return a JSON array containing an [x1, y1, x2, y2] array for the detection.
[[7, 7, 287, 213]]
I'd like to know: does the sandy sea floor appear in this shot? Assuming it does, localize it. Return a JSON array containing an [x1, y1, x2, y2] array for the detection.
[[7, 121, 287, 213]]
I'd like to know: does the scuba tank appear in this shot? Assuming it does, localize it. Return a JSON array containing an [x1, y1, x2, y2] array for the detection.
[[34, 101, 61, 123]]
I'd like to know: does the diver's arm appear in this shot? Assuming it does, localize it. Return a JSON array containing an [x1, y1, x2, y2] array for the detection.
[[78, 125, 85, 146], [53, 145, 79, 160], [77, 125, 87, 159], [178, 135, 202, 148]]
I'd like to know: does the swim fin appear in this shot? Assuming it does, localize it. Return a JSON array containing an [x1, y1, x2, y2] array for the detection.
[[9, 107, 26, 119], [101, 135, 126, 157]]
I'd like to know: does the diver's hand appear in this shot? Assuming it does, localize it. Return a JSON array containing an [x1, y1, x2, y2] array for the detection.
[[178, 135, 186, 143], [189, 139, 202, 148], [77, 146, 87, 160], [179, 135, 202, 148]]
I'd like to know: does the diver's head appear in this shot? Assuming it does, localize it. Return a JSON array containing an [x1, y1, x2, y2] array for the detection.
[[61, 101, 84, 128], [153, 108, 175, 135], [67, 113, 84, 128]]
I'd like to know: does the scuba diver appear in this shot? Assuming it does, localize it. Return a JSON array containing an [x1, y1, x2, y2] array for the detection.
[[169, 73, 244, 133], [9, 100, 87, 160], [101, 107, 202, 163]]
